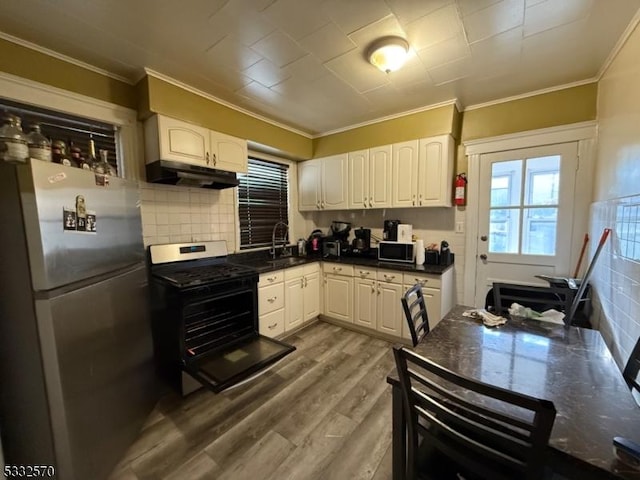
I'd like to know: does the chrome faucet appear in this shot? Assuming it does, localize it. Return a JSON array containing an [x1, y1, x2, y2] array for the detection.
[[270, 221, 289, 259]]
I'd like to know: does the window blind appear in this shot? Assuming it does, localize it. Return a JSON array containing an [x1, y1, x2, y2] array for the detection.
[[0, 98, 119, 173], [238, 157, 289, 249]]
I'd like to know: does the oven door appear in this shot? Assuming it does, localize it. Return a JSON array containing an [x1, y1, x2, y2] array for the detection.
[[180, 284, 295, 393]]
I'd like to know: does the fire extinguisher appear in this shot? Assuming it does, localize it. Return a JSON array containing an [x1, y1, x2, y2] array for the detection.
[[454, 173, 467, 206]]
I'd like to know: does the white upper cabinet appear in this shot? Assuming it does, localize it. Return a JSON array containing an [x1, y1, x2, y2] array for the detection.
[[369, 145, 392, 208], [392, 139, 419, 207], [210, 130, 248, 173], [298, 154, 348, 211], [144, 114, 248, 173], [417, 135, 454, 207], [348, 145, 391, 209], [348, 149, 369, 209]]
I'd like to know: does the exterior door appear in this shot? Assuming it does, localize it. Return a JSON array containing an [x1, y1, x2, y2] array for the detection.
[[474, 143, 578, 306]]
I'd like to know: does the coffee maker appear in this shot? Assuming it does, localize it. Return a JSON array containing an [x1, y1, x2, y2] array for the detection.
[[383, 220, 400, 241], [351, 228, 371, 255]]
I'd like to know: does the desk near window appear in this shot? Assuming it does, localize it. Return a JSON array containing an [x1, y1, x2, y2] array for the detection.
[[387, 305, 640, 479]]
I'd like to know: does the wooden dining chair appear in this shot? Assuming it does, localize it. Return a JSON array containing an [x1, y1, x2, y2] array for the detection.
[[623, 336, 640, 405], [393, 346, 557, 480], [401, 284, 430, 347]]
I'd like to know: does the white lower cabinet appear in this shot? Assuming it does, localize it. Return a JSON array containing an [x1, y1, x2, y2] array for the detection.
[[283, 263, 321, 332], [377, 281, 404, 337], [258, 271, 285, 339], [285, 275, 305, 331], [303, 267, 321, 322], [354, 278, 376, 328], [259, 308, 285, 338]]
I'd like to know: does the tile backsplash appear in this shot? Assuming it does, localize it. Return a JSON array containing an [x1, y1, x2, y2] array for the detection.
[[590, 194, 640, 369], [139, 183, 237, 251]]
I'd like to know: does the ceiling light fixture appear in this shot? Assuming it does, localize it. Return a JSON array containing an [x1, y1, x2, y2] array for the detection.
[[367, 36, 410, 73]]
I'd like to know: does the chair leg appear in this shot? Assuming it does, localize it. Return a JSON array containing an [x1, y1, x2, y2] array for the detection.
[[392, 385, 407, 480]]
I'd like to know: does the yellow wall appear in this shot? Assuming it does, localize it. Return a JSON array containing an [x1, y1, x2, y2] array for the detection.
[[461, 83, 597, 142], [313, 104, 459, 157], [139, 76, 313, 160], [0, 38, 136, 109]]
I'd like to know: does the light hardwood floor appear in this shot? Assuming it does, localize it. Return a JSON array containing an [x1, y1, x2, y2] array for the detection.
[[108, 321, 396, 480]]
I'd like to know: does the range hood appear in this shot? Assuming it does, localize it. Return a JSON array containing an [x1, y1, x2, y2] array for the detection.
[[146, 160, 239, 189]]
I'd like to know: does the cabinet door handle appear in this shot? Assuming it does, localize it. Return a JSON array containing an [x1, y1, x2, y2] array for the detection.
[[316, 201, 320, 209], [206, 152, 210, 165], [415, 278, 427, 285], [267, 276, 277, 282], [377, 287, 381, 295], [333, 267, 342, 272], [213, 153, 217, 165], [304, 277, 308, 287], [321, 201, 325, 208], [419, 194, 423, 206], [268, 323, 278, 330], [369, 197, 373, 207], [371, 284, 375, 293], [267, 296, 277, 303], [384, 274, 395, 281], [301, 278, 305, 288], [412, 194, 416, 206], [359, 270, 370, 276]]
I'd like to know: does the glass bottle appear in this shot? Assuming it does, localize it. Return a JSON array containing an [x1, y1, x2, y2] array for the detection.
[[87, 138, 100, 171], [27, 123, 52, 162], [70, 143, 91, 170], [0, 112, 29, 163], [52, 140, 77, 168], [95, 149, 117, 176]]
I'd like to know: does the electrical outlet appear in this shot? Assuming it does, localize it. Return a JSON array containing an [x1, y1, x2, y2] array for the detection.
[[455, 221, 464, 234]]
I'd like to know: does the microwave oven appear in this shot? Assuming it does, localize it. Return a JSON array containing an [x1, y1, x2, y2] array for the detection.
[[378, 241, 416, 263]]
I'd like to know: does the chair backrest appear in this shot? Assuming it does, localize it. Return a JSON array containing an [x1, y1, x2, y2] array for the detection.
[[393, 346, 557, 480], [401, 283, 430, 347], [492, 282, 575, 316], [623, 336, 640, 406]]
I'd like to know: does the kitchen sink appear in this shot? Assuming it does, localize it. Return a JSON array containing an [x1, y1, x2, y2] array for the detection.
[[267, 257, 308, 268]]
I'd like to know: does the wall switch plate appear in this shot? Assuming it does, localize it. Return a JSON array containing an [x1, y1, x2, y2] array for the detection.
[[455, 221, 464, 234]]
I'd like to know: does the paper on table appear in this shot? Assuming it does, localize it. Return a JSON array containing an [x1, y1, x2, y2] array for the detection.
[[463, 309, 507, 327], [508, 303, 565, 325]]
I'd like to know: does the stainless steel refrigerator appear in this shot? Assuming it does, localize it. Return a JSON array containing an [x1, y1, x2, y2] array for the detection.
[[0, 159, 158, 480]]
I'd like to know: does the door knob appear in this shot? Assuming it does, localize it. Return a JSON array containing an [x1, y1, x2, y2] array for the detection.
[[481, 235, 488, 241], [479, 254, 488, 260]]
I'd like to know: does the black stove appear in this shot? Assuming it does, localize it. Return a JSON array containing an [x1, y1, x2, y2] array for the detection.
[[147, 241, 295, 395]]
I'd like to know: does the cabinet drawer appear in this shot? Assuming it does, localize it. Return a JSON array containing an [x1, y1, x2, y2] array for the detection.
[[260, 271, 284, 285], [259, 309, 285, 338], [403, 273, 441, 289], [303, 262, 320, 275], [354, 267, 376, 279], [258, 283, 284, 315], [284, 265, 305, 281], [377, 270, 402, 284], [322, 262, 354, 277]]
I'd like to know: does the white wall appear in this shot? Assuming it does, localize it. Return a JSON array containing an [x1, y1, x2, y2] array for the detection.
[[590, 21, 640, 368]]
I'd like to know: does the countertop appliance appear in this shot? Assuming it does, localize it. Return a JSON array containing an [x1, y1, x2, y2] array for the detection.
[[397, 224, 413, 243], [383, 219, 400, 241], [148, 241, 295, 395], [307, 229, 325, 256], [378, 241, 417, 263], [325, 221, 352, 257], [351, 227, 372, 255], [0, 159, 158, 480]]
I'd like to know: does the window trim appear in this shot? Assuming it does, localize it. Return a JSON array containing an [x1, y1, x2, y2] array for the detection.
[[0, 71, 140, 180]]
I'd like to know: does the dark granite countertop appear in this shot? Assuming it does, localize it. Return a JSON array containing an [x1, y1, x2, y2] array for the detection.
[[229, 252, 453, 275], [388, 305, 640, 479]]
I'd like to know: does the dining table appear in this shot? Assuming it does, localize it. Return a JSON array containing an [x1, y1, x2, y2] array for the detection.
[[387, 305, 640, 480]]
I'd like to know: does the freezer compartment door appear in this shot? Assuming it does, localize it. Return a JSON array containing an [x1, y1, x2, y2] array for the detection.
[[184, 335, 295, 393], [36, 264, 158, 480], [18, 159, 144, 291]]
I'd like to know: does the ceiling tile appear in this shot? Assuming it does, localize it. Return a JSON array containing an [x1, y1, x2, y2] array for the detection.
[[208, 2, 277, 46], [298, 22, 357, 62], [525, 0, 547, 7], [262, 0, 331, 40], [468, 26, 523, 77], [385, 0, 453, 24], [524, 0, 594, 37], [457, 0, 502, 17], [242, 58, 291, 87], [348, 15, 407, 49], [463, 0, 525, 43], [250, 31, 307, 67], [321, 0, 392, 35], [324, 49, 390, 93], [206, 36, 263, 71], [281, 54, 331, 83], [427, 57, 472, 85], [405, 4, 464, 50], [416, 33, 471, 70]]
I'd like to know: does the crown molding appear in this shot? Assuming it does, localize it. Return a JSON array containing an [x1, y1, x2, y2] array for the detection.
[[313, 98, 460, 138], [143, 68, 313, 139], [596, 8, 640, 80], [0, 31, 134, 85], [463, 78, 598, 112]]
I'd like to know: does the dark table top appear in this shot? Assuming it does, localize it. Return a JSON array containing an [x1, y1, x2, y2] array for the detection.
[[388, 305, 640, 479]]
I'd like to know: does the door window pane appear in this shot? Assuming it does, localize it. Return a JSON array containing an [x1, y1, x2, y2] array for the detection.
[[489, 209, 520, 253], [525, 156, 560, 206], [522, 208, 557, 255], [490, 160, 522, 207]]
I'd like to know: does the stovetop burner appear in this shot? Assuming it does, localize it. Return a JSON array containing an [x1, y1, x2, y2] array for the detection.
[[156, 262, 256, 287]]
